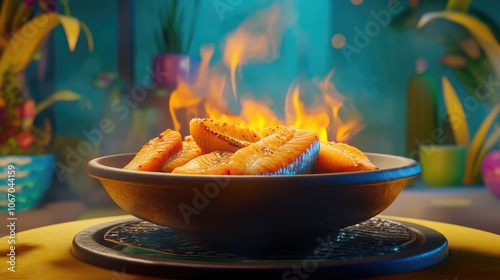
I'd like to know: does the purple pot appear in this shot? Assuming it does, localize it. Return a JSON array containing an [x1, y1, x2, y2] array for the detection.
[[481, 150, 500, 198], [151, 54, 199, 89]]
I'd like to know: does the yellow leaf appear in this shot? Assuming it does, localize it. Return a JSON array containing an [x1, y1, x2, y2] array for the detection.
[[471, 125, 500, 183], [59, 15, 81, 52], [463, 103, 500, 184], [36, 90, 91, 115], [441, 76, 470, 146], [0, 13, 61, 77], [0, 13, 93, 86], [80, 21, 95, 52], [417, 11, 500, 79]]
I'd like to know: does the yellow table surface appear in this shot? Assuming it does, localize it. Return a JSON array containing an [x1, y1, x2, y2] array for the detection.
[[1, 215, 499, 280]]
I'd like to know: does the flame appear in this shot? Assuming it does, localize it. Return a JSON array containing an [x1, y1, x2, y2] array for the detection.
[[285, 84, 330, 142], [206, 97, 282, 133], [167, 4, 364, 143], [222, 4, 287, 99], [282, 71, 364, 142]]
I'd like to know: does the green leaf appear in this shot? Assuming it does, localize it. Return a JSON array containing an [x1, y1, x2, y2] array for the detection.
[[441, 76, 470, 146], [418, 11, 500, 80], [35, 90, 91, 116], [463, 103, 500, 184]]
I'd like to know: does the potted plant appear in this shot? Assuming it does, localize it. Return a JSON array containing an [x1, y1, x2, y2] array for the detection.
[[0, 1, 92, 211], [417, 0, 500, 185], [393, 0, 500, 185], [152, 0, 200, 89]]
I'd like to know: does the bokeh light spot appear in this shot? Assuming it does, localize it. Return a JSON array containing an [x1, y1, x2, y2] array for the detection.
[[331, 34, 346, 49]]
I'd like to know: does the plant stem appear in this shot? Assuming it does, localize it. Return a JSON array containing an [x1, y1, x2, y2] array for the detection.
[[0, 0, 18, 48]]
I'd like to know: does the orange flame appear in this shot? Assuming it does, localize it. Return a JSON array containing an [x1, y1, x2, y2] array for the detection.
[[282, 71, 365, 142], [285, 83, 330, 142], [223, 4, 287, 99], [168, 4, 364, 143]]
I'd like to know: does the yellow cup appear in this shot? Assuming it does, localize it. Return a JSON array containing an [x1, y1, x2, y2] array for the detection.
[[419, 145, 466, 186]]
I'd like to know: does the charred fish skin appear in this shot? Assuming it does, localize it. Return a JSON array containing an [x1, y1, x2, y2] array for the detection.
[[190, 118, 260, 153]]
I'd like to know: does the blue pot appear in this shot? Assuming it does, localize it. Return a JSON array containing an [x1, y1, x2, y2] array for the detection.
[[0, 154, 55, 212]]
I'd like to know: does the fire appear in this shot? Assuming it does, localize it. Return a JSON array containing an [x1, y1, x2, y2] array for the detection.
[[168, 4, 364, 143], [285, 82, 330, 142], [222, 4, 287, 99], [205, 97, 282, 133]]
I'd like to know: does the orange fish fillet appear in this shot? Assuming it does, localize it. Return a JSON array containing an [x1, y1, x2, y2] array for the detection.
[[260, 125, 294, 137], [162, 141, 203, 173], [189, 118, 260, 153], [123, 129, 182, 171], [229, 128, 319, 175], [313, 142, 378, 173], [172, 151, 233, 175]]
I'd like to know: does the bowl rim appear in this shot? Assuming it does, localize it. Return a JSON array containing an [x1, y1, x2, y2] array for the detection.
[[86, 153, 421, 187]]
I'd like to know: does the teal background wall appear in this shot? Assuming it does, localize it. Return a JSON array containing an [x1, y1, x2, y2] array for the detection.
[[47, 0, 499, 158], [53, 0, 118, 138]]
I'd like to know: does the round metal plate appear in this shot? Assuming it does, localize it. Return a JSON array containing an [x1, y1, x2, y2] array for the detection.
[[71, 218, 448, 279]]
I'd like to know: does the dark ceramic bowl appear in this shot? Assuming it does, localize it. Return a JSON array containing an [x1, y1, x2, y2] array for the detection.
[[87, 153, 420, 255]]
